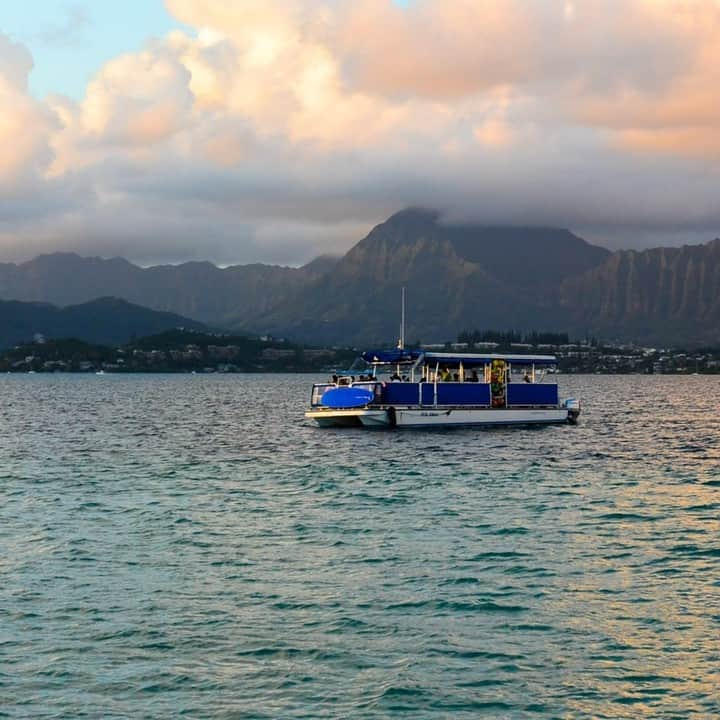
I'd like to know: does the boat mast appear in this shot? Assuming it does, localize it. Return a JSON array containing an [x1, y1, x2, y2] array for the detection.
[[398, 286, 406, 350]]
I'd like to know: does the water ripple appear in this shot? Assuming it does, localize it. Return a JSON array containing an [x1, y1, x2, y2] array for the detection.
[[1, 373, 719, 718]]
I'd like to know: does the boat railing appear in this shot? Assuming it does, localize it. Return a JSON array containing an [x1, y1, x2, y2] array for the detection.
[[310, 379, 560, 408], [310, 383, 335, 406]]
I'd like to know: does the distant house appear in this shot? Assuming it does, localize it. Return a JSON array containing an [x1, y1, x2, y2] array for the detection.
[[260, 348, 295, 360], [303, 349, 334, 360], [208, 345, 240, 360]]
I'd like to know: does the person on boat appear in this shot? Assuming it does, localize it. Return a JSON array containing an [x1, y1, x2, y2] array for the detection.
[[470, 369, 479, 382], [331, 374, 338, 384], [523, 371, 532, 383], [389, 372, 402, 381], [440, 367, 452, 381]]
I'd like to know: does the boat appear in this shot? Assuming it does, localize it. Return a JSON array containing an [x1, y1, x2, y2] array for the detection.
[[305, 289, 580, 429], [305, 349, 580, 428]]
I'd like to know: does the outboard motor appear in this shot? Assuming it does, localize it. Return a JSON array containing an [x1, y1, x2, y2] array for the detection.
[[564, 398, 581, 424]]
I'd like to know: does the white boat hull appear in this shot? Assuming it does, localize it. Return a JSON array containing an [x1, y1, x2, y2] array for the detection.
[[304, 408, 389, 428], [391, 407, 569, 427], [306, 406, 572, 428]]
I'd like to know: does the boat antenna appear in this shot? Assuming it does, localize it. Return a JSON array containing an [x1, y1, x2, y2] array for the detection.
[[398, 286, 406, 350]]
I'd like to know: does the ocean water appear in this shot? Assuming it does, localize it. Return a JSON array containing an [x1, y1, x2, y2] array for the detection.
[[1, 373, 718, 719]]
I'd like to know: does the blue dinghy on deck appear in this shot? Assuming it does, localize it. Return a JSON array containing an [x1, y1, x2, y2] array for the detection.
[[320, 387, 374, 409]]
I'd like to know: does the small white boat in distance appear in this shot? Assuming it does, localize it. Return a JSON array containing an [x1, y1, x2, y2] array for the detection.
[[305, 349, 580, 429]]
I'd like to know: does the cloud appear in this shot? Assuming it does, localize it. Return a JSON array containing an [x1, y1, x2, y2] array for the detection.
[[0, 32, 34, 88], [0, 34, 59, 185], [80, 49, 194, 146], [573, 10, 720, 156], [1, 2, 720, 266], [329, 0, 691, 100], [36, 4, 91, 48]]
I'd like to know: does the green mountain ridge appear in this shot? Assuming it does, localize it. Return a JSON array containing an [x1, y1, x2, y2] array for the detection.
[[0, 297, 208, 349], [557, 238, 720, 345], [248, 209, 612, 344]]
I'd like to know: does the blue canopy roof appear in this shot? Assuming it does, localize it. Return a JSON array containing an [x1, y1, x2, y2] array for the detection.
[[360, 349, 422, 364], [361, 349, 557, 367]]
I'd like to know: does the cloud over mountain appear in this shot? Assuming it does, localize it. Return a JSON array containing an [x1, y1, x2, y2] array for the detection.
[[1, 0, 720, 264]]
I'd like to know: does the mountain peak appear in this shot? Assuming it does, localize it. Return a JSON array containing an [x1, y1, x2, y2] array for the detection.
[[350, 209, 610, 289], [385, 207, 441, 225]]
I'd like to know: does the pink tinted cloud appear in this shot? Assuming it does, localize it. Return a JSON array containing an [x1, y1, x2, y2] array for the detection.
[[2, 2, 720, 265]]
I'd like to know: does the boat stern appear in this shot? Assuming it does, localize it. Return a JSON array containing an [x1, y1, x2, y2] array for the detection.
[[305, 408, 390, 428]]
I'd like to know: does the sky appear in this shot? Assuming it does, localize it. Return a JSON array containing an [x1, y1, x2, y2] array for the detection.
[[1, 0, 720, 266]]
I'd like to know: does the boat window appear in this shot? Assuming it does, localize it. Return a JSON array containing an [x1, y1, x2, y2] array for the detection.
[[355, 381, 383, 400]]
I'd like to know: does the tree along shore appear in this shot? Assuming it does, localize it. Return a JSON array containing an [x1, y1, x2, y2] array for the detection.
[[2, 329, 720, 375]]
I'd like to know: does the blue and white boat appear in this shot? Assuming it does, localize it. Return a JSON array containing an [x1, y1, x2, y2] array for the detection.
[[305, 348, 580, 428]]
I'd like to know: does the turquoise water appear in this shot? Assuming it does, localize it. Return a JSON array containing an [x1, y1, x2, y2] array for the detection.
[[1, 374, 718, 718]]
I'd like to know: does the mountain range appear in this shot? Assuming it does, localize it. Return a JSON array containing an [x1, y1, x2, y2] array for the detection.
[[0, 297, 206, 349], [1, 208, 719, 346], [0, 252, 335, 330]]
